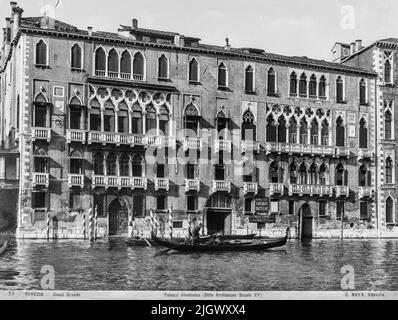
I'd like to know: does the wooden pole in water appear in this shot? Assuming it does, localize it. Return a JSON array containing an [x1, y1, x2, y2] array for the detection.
[[82, 211, 86, 241], [94, 206, 98, 241], [46, 210, 50, 241], [169, 208, 173, 239], [89, 208, 94, 242]]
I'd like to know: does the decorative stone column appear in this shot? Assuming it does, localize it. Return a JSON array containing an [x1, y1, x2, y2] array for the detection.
[[0, 157, 5, 180]]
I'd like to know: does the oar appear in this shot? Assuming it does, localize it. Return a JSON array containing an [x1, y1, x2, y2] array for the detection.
[[156, 239, 189, 256], [142, 238, 152, 247]]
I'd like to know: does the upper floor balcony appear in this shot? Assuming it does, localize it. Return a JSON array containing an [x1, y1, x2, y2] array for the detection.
[[270, 183, 284, 196], [185, 179, 200, 193], [358, 149, 374, 161], [359, 186, 375, 199], [33, 172, 49, 189], [212, 180, 231, 193], [335, 146, 351, 158], [244, 182, 258, 195], [265, 142, 335, 157], [183, 137, 203, 151], [288, 184, 334, 197], [66, 130, 86, 144], [32, 127, 51, 143], [92, 175, 147, 190], [68, 174, 84, 189], [241, 140, 261, 154], [335, 186, 350, 198], [214, 140, 232, 153], [155, 178, 170, 191]]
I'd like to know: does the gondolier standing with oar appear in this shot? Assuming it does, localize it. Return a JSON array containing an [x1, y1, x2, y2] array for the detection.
[[192, 223, 203, 245]]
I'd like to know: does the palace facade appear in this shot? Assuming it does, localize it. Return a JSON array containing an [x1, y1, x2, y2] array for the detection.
[[0, 2, 388, 239]]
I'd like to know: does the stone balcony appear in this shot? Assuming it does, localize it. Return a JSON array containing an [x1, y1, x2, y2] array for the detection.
[[335, 186, 350, 198], [68, 174, 84, 189], [265, 142, 335, 157], [185, 179, 200, 192], [183, 137, 203, 151], [212, 180, 231, 193], [359, 186, 375, 199], [270, 183, 284, 196], [32, 127, 51, 142], [335, 147, 351, 158], [358, 149, 374, 161], [241, 140, 261, 153], [214, 140, 232, 153], [33, 173, 49, 188], [92, 176, 147, 190], [66, 130, 86, 144], [244, 182, 258, 195], [288, 184, 334, 197], [155, 178, 170, 191]]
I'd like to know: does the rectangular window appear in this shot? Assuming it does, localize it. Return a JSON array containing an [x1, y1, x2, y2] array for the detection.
[[32, 192, 48, 209], [271, 200, 279, 214], [70, 159, 83, 175], [319, 200, 327, 217], [173, 221, 183, 229], [34, 105, 47, 127], [187, 196, 198, 211], [257, 223, 266, 230], [5, 158, 17, 180], [157, 164, 165, 178], [53, 86, 65, 98], [245, 198, 253, 213], [336, 201, 345, 220], [157, 195, 167, 211], [69, 192, 82, 210], [70, 106, 82, 130], [360, 201, 369, 221], [289, 200, 295, 215]]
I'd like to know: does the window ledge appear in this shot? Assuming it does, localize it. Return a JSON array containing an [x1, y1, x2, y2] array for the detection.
[[189, 80, 201, 85], [35, 64, 50, 69], [186, 210, 199, 214], [267, 92, 280, 98], [218, 86, 231, 92], [336, 100, 348, 104], [359, 103, 369, 107], [155, 210, 168, 214], [158, 77, 171, 82], [245, 90, 257, 95], [71, 68, 84, 72]]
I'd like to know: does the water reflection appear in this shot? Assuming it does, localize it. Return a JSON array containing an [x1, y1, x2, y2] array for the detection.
[[0, 238, 397, 291]]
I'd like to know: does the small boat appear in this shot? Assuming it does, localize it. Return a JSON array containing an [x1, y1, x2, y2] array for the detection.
[[154, 229, 289, 253], [216, 234, 257, 241], [0, 240, 7, 256]]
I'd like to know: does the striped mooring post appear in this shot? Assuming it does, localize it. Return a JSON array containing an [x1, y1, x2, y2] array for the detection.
[[169, 209, 173, 239], [89, 208, 94, 242], [187, 214, 192, 238], [150, 209, 154, 236], [82, 211, 86, 241], [46, 210, 51, 240], [94, 206, 98, 241]]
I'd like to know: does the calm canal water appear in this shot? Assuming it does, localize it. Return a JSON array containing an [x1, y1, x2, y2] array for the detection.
[[0, 238, 397, 291]]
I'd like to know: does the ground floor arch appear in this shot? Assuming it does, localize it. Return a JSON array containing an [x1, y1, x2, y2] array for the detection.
[[300, 203, 313, 240], [108, 197, 129, 236], [205, 194, 233, 235]]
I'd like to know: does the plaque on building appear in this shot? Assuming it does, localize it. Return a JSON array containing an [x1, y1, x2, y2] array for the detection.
[[255, 198, 269, 215]]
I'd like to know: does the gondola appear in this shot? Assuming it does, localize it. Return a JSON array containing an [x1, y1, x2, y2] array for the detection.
[[216, 234, 257, 241], [125, 237, 159, 247], [0, 240, 7, 256], [153, 229, 289, 253]]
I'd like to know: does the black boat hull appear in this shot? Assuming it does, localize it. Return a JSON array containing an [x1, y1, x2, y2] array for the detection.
[[0, 240, 7, 256]]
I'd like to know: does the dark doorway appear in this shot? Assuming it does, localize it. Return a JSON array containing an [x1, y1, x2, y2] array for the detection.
[[301, 204, 313, 240], [206, 211, 231, 235], [108, 198, 129, 236]]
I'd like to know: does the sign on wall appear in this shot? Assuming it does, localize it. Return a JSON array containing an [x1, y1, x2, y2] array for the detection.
[[255, 198, 270, 215]]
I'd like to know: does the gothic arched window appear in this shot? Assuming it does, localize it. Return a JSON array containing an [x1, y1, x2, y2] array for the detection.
[[359, 79, 367, 105], [133, 52, 145, 80], [385, 110, 392, 140], [218, 62, 227, 88], [36, 40, 47, 66], [336, 76, 344, 103], [386, 157, 393, 184], [189, 57, 199, 82], [336, 117, 345, 147], [386, 197, 394, 224], [242, 110, 256, 141], [71, 44, 82, 69], [267, 68, 276, 95], [158, 54, 169, 79], [359, 118, 368, 148], [266, 115, 276, 142], [309, 74, 317, 98], [95, 47, 106, 75], [121, 50, 132, 78], [319, 75, 326, 99], [299, 73, 307, 97], [245, 65, 254, 92], [290, 72, 297, 97]]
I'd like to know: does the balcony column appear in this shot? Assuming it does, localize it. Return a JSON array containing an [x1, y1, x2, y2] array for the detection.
[[116, 154, 120, 177], [16, 157, 20, 180], [0, 157, 5, 180], [80, 107, 85, 130], [307, 125, 311, 145], [114, 109, 119, 133], [46, 105, 50, 128], [318, 127, 322, 146], [105, 53, 109, 77], [296, 125, 301, 145], [286, 124, 290, 144], [88, 108, 91, 131], [156, 112, 160, 137], [103, 153, 107, 176], [143, 110, 147, 134], [100, 109, 105, 132], [128, 111, 133, 134], [329, 126, 333, 146], [129, 156, 133, 177]]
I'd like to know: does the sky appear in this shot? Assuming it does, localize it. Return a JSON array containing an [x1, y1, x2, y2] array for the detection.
[[1, 0, 397, 61]]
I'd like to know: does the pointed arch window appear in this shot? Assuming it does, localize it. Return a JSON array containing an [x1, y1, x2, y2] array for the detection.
[[267, 68, 276, 95], [218, 62, 228, 88], [289, 162, 297, 184], [133, 52, 145, 80], [106, 153, 117, 176], [118, 101, 129, 133], [90, 99, 101, 131], [242, 110, 256, 141], [103, 102, 115, 132], [385, 110, 392, 140], [34, 147, 49, 173], [300, 118, 308, 144], [158, 54, 169, 79], [159, 105, 170, 136], [69, 149, 84, 175], [269, 161, 280, 183], [299, 73, 307, 97], [266, 115, 276, 142], [386, 157, 393, 184], [184, 103, 200, 135], [36, 40, 48, 66], [384, 58, 392, 84], [299, 163, 307, 185], [359, 79, 367, 105], [120, 154, 130, 177], [336, 117, 345, 147], [189, 57, 199, 82], [132, 104, 143, 134], [278, 116, 287, 143], [69, 105, 83, 130], [245, 65, 254, 92], [93, 153, 104, 175], [108, 49, 119, 78], [319, 75, 326, 99], [95, 47, 106, 76], [311, 119, 319, 145], [336, 163, 348, 186], [290, 72, 297, 97], [309, 163, 317, 185], [309, 75, 317, 98], [336, 76, 344, 103], [321, 120, 329, 146], [319, 164, 327, 185], [146, 105, 157, 134], [359, 118, 368, 148], [386, 197, 394, 224], [132, 154, 144, 177], [71, 44, 82, 70], [34, 102, 48, 128], [120, 51, 132, 79], [359, 164, 371, 187], [289, 117, 297, 143]]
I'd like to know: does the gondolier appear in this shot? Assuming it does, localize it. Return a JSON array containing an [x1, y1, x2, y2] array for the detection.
[[192, 223, 203, 245]]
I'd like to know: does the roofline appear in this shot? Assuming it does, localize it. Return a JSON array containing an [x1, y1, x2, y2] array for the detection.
[[2, 26, 377, 78], [341, 40, 398, 63]]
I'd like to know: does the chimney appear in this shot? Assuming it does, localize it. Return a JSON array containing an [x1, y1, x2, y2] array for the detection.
[[5, 18, 11, 43], [350, 42, 356, 55], [132, 19, 138, 29], [10, 1, 17, 10], [224, 37, 231, 50], [12, 6, 23, 29], [87, 26, 93, 36], [355, 39, 362, 52]]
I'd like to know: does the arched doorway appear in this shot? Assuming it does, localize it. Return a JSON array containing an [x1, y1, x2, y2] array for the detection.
[[205, 194, 232, 235], [108, 198, 129, 236], [300, 204, 313, 240]]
